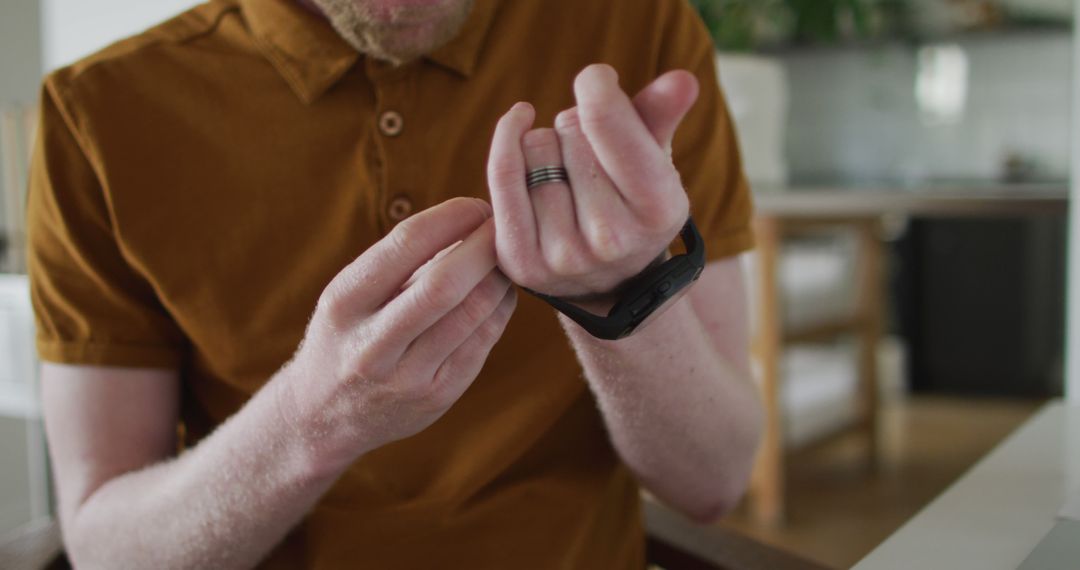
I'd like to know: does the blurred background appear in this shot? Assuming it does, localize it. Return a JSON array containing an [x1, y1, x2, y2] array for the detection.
[[0, 1, 1076, 569]]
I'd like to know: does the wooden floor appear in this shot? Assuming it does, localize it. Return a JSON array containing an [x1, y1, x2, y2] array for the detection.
[[720, 396, 1044, 569]]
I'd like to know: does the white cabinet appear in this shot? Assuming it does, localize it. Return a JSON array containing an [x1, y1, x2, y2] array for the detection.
[[42, 0, 201, 71], [0, 275, 37, 419], [0, 274, 49, 538]]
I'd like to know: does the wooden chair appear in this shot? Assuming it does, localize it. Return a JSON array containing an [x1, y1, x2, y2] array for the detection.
[[1, 104, 38, 273], [747, 214, 885, 525]]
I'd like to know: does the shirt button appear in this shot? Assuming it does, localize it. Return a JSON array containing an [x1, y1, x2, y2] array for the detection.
[[379, 111, 404, 137], [387, 195, 414, 222]]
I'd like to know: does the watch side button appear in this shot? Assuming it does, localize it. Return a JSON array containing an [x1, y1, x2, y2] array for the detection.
[[629, 295, 653, 317]]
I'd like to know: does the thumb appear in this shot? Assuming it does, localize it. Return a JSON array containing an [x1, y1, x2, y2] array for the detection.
[[631, 69, 700, 154]]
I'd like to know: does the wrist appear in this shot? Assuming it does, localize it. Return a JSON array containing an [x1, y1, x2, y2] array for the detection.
[[559, 292, 695, 351], [267, 365, 373, 484], [531, 219, 705, 341], [560, 250, 672, 311]]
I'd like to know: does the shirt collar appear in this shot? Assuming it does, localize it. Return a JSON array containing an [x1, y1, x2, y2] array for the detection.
[[424, 0, 500, 78], [240, 0, 500, 104]]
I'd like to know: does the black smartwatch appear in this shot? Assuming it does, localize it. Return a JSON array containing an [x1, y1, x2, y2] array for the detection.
[[526, 218, 706, 340]]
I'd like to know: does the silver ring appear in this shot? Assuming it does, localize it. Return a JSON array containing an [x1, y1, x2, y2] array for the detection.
[[526, 166, 569, 190]]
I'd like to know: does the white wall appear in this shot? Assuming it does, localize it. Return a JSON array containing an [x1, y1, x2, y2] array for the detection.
[[911, 0, 1073, 35], [0, 1, 42, 243], [0, 1, 43, 105], [43, 0, 201, 71], [782, 32, 1073, 185], [1068, 1, 1080, 403]]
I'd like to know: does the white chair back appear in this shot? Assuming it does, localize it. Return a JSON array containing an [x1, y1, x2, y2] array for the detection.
[[0, 105, 38, 274], [0, 273, 49, 534]]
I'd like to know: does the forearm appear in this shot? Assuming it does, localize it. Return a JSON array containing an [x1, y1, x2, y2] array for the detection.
[[48, 199, 509, 569], [64, 371, 346, 570], [560, 299, 762, 522]]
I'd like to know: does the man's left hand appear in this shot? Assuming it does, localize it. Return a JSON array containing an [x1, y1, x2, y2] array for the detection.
[[487, 64, 701, 301]]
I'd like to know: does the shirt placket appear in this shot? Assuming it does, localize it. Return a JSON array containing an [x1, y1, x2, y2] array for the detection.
[[367, 58, 419, 232]]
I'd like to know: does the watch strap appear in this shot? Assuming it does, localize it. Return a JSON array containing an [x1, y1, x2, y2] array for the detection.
[[526, 218, 706, 340]]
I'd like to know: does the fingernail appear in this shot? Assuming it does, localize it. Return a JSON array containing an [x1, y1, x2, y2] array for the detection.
[[553, 108, 573, 128], [584, 63, 618, 82], [574, 64, 619, 101]]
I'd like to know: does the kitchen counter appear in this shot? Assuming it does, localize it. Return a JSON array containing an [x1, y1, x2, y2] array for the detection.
[[754, 184, 1068, 218]]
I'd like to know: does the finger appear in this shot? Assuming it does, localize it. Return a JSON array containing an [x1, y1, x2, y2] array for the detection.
[[427, 287, 517, 406], [521, 128, 589, 276], [397, 269, 511, 380], [323, 197, 491, 319], [488, 103, 540, 271], [400, 239, 464, 292], [631, 70, 700, 154], [574, 64, 680, 210], [554, 108, 636, 263], [375, 218, 498, 356]]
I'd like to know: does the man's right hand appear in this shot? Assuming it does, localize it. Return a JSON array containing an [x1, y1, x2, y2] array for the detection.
[[41, 197, 514, 569], [276, 197, 516, 471]]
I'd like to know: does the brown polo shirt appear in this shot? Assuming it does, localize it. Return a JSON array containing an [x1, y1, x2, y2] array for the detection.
[[27, 0, 754, 567]]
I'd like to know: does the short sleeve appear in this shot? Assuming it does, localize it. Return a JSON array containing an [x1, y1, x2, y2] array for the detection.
[[659, 1, 755, 261], [27, 79, 185, 368]]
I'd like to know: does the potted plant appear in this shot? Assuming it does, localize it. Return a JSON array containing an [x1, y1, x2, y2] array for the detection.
[[690, 0, 891, 189], [691, 0, 889, 50]]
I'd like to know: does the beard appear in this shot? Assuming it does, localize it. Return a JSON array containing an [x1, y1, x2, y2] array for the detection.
[[308, 0, 476, 66]]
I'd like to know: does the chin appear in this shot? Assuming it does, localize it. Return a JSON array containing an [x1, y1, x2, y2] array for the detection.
[[319, 0, 473, 62], [362, 0, 464, 25]]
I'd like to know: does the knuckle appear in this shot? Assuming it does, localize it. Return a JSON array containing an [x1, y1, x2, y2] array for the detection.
[[417, 269, 464, 312], [387, 218, 424, 259], [503, 288, 519, 314], [521, 129, 559, 155], [640, 193, 689, 233], [318, 279, 357, 327], [638, 209, 669, 233], [315, 288, 341, 320], [475, 314, 506, 346], [664, 195, 691, 231], [577, 104, 618, 132], [457, 287, 495, 327], [427, 358, 476, 406], [496, 236, 531, 267], [505, 265, 540, 290], [554, 108, 581, 133], [347, 352, 385, 384], [481, 273, 510, 304], [425, 374, 460, 410], [494, 244, 522, 276], [431, 358, 460, 387], [497, 249, 541, 287], [586, 220, 626, 263], [544, 242, 588, 277]]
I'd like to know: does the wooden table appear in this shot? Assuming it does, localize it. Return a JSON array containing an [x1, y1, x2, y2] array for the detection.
[[0, 105, 36, 273], [854, 401, 1080, 569], [747, 186, 1069, 525], [754, 185, 1068, 219]]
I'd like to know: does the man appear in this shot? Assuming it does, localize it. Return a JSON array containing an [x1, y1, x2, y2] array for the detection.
[[28, 0, 761, 567]]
